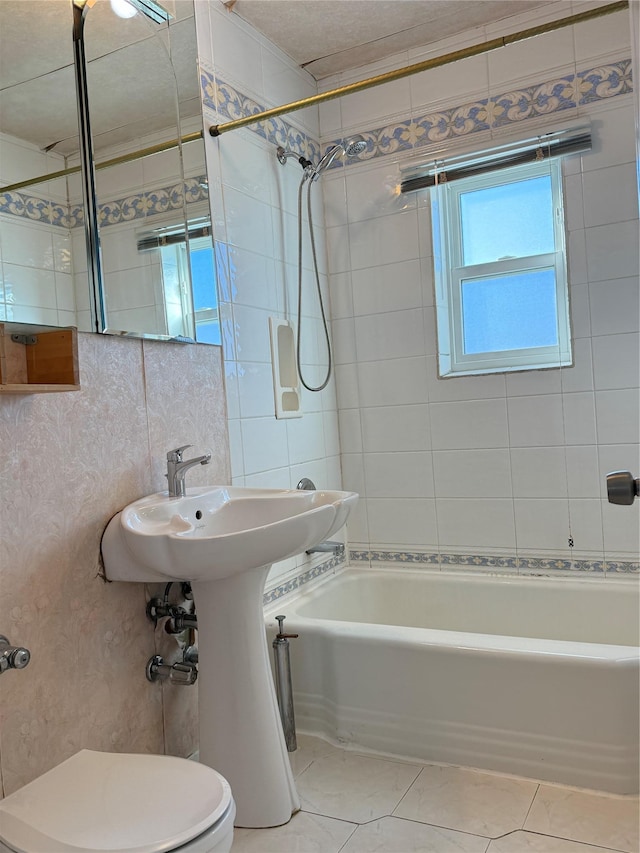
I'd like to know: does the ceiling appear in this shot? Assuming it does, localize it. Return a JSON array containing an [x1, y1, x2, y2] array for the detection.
[[0, 0, 200, 156], [226, 0, 558, 79]]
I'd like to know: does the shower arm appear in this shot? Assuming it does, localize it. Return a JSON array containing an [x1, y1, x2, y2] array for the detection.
[[276, 147, 312, 170]]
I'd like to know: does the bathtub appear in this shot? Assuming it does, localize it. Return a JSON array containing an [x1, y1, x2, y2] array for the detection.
[[266, 568, 640, 794]]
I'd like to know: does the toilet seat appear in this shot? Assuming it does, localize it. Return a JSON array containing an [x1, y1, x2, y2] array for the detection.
[[0, 750, 234, 853]]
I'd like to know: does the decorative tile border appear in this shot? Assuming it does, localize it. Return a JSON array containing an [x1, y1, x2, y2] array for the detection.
[[1, 177, 209, 231], [94, 176, 209, 228], [201, 66, 321, 164], [350, 548, 639, 575], [261, 541, 638, 608], [263, 545, 346, 605], [3, 59, 631, 229], [201, 58, 631, 168], [0, 191, 78, 229], [339, 59, 632, 163]]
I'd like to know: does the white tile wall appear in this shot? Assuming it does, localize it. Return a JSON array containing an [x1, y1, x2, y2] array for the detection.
[[364, 451, 434, 498], [195, 2, 344, 593], [438, 499, 516, 550], [0, 210, 77, 327], [357, 356, 429, 408], [431, 399, 509, 450], [581, 162, 639, 228], [433, 449, 512, 499], [361, 404, 431, 452], [585, 219, 640, 283], [320, 9, 638, 566], [351, 259, 422, 316], [348, 209, 420, 270], [367, 497, 438, 547], [589, 277, 640, 336], [592, 333, 640, 390]]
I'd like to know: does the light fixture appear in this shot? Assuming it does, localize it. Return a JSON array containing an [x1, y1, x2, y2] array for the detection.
[[124, 0, 171, 23], [110, 0, 137, 18]]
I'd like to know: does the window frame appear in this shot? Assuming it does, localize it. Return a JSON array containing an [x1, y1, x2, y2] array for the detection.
[[432, 157, 572, 377]]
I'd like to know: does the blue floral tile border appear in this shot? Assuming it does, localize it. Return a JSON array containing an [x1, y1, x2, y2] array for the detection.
[[201, 58, 631, 168], [1, 177, 209, 231], [0, 191, 79, 229], [95, 176, 209, 227], [263, 545, 346, 605], [200, 67, 321, 165], [3, 59, 631, 230], [260, 540, 637, 605], [349, 548, 639, 575]]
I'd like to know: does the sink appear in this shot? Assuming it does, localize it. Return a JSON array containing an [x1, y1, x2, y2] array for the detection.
[[101, 485, 358, 829], [104, 486, 357, 582]]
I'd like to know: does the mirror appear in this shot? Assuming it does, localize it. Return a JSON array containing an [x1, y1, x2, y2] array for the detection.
[[0, 0, 220, 344]]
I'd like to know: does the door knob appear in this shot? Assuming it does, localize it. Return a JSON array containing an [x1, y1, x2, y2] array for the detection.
[[0, 635, 31, 673], [606, 470, 640, 506]]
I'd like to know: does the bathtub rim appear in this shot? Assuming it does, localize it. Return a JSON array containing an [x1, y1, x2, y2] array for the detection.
[[265, 565, 640, 663]]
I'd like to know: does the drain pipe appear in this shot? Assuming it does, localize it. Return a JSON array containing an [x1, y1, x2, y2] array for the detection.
[[272, 615, 298, 752]]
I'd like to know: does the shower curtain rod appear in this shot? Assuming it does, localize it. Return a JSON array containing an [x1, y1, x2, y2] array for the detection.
[[208, 0, 629, 138], [2, 130, 204, 195]]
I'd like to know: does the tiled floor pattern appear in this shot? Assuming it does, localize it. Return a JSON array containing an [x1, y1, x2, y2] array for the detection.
[[231, 735, 639, 853]]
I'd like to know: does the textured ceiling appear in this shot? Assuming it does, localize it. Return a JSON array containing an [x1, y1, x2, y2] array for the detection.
[[0, 0, 200, 156], [226, 0, 558, 78]]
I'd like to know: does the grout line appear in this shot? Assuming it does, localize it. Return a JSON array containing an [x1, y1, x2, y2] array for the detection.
[[336, 820, 359, 853], [390, 764, 424, 815], [521, 782, 540, 828]]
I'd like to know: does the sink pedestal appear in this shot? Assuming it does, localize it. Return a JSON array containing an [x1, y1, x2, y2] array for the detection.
[[192, 566, 299, 828]]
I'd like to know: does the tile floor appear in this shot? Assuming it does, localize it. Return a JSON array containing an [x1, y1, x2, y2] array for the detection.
[[231, 735, 640, 853]]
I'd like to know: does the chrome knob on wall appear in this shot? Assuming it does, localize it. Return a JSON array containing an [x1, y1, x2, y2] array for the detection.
[[606, 471, 640, 506], [0, 635, 31, 673]]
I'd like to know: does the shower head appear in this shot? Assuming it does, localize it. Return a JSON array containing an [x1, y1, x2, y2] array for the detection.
[[343, 135, 367, 156], [312, 135, 366, 179]]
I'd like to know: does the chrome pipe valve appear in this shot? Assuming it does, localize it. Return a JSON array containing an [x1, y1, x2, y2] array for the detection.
[[306, 540, 344, 555], [273, 616, 298, 752], [0, 635, 31, 674], [146, 655, 197, 686], [146, 598, 197, 633]]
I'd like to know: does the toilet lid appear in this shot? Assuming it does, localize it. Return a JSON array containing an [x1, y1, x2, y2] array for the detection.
[[0, 750, 233, 853]]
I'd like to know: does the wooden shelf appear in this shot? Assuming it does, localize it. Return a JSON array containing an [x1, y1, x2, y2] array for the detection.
[[0, 324, 80, 393]]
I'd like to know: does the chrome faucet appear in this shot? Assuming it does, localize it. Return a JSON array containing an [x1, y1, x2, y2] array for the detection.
[[166, 445, 211, 497]]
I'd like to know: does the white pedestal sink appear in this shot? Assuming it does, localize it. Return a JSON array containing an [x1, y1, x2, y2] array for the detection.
[[101, 486, 358, 828]]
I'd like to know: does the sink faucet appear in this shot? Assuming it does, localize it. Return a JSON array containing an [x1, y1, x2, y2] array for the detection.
[[166, 445, 211, 497]]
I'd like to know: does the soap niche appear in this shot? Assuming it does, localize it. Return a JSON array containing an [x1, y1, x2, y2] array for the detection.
[[0, 323, 80, 393], [269, 318, 302, 419]]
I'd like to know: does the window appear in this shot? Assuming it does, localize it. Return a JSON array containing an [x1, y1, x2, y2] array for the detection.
[[188, 238, 221, 345], [431, 157, 571, 377]]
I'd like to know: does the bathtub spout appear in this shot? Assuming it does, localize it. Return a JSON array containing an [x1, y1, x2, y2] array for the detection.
[[305, 540, 343, 556]]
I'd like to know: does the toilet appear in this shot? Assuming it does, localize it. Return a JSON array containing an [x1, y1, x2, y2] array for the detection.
[[0, 750, 235, 853]]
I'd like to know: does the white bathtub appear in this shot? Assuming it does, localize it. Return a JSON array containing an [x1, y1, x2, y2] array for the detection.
[[266, 568, 640, 794]]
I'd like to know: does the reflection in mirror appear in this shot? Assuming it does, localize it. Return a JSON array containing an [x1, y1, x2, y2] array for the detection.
[[0, 0, 219, 345], [0, 1, 80, 327]]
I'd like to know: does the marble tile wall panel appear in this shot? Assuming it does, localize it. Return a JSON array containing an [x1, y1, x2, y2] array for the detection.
[[0, 333, 229, 795]]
